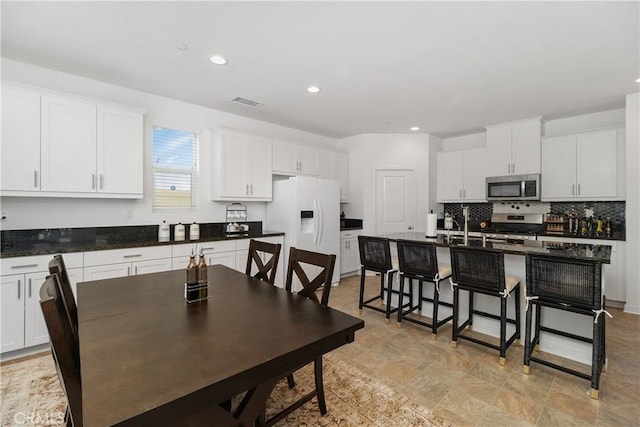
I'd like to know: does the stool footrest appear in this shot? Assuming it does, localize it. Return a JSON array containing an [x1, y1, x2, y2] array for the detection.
[[539, 325, 593, 344], [527, 356, 591, 381]]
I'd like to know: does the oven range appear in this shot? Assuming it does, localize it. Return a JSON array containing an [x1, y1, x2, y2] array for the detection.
[[481, 213, 544, 243]]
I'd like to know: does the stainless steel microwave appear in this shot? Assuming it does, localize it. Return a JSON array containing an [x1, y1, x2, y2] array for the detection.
[[486, 174, 541, 201]]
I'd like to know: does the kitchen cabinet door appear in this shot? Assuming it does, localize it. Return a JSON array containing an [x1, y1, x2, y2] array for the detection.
[[24, 271, 49, 347], [576, 130, 617, 198], [486, 124, 512, 177], [41, 94, 97, 193], [335, 153, 349, 202], [436, 151, 465, 202], [272, 140, 319, 176], [1, 275, 25, 353], [486, 118, 541, 176], [297, 145, 320, 176], [247, 135, 273, 199], [131, 258, 172, 276], [340, 231, 360, 276], [463, 149, 487, 201], [541, 135, 576, 199], [207, 252, 236, 270], [1, 83, 41, 192], [97, 106, 143, 196]]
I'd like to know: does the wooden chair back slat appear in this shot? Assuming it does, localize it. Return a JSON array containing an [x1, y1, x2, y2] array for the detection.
[[245, 240, 282, 286], [285, 247, 336, 307]]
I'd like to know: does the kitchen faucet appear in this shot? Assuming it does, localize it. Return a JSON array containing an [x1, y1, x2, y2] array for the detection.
[[462, 205, 470, 245]]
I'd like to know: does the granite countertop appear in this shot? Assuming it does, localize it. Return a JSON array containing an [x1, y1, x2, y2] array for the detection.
[[0, 223, 284, 259], [382, 232, 612, 264]]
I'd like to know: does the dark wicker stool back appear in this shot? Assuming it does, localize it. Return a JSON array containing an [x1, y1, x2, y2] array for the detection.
[[523, 253, 607, 399], [396, 240, 438, 279], [358, 235, 393, 273], [450, 246, 506, 293], [526, 254, 602, 310]]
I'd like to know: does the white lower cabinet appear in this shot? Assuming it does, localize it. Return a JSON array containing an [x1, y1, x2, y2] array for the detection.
[[340, 230, 361, 276], [83, 246, 172, 281], [172, 241, 237, 271], [0, 252, 83, 353]]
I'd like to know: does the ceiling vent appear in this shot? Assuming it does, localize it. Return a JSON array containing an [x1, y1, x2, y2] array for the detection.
[[231, 97, 262, 108]]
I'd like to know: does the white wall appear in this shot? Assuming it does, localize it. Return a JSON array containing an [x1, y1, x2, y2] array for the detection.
[[341, 133, 433, 235], [442, 132, 486, 151], [625, 92, 639, 314], [0, 59, 339, 230]]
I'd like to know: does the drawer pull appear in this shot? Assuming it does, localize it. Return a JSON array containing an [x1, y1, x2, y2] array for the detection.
[[123, 254, 143, 258], [10, 264, 39, 269], [202, 247, 215, 251], [17, 279, 21, 299]]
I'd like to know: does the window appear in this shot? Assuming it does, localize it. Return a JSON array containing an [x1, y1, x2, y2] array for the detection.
[[152, 126, 199, 210]]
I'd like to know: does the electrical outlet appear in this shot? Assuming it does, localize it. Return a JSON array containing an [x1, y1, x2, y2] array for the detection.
[[126, 210, 133, 220], [1, 211, 7, 221]]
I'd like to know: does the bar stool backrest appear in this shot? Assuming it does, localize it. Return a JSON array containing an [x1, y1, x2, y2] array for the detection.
[[357, 236, 393, 272], [396, 239, 438, 279], [525, 254, 602, 310], [450, 246, 505, 292]]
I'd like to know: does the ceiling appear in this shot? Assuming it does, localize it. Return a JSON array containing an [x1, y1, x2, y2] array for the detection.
[[1, 1, 638, 139]]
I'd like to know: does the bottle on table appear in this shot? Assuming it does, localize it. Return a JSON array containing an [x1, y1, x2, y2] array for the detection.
[[186, 250, 199, 302], [197, 248, 207, 282]]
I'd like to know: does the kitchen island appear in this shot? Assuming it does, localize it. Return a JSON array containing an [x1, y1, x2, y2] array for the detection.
[[379, 232, 612, 365]]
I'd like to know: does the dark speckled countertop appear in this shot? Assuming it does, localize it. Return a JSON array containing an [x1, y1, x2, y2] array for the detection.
[[0, 222, 284, 258]]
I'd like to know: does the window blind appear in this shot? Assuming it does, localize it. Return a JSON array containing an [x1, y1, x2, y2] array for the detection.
[[152, 127, 199, 211]]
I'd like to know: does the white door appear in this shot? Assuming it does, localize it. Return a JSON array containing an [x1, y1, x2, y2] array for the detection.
[[375, 169, 416, 234]]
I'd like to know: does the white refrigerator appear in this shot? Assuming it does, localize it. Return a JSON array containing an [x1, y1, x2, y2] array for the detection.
[[265, 176, 341, 290]]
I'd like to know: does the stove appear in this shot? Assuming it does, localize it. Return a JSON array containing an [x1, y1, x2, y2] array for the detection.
[[481, 213, 544, 242]]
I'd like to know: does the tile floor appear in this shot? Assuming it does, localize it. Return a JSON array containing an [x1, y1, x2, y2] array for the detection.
[[327, 275, 640, 427]]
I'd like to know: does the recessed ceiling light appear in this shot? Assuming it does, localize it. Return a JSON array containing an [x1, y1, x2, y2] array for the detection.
[[307, 86, 320, 93], [210, 55, 227, 65], [636, 77, 640, 83], [411, 126, 420, 131]]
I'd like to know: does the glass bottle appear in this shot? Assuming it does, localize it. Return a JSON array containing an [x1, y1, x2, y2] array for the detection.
[[186, 250, 198, 284], [197, 248, 207, 283]]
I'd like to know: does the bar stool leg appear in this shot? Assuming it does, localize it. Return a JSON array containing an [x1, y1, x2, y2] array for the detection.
[[379, 272, 385, 305], [499, 294, 507, 366], [534, 304, 542, 352], [467, 291, 474, 331], [451, 285, 459, 349], [523, 299, 533, 374], [397, 274, 405, 325], [515, 286, 522, 345], [431, 281, 440, 340], [385, 271, 395, 323], [358, 268, 366, 314], [590, 313, 604, 400]]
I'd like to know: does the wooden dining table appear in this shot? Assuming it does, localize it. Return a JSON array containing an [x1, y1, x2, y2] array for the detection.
[[77, 264, 364, 426]]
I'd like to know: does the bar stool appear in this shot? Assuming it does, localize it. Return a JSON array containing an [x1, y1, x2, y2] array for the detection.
[[449, 246, 521, 365], [396, 239, 453, 339], [357, 236, 404, 322], [524, 253, 609, 399]]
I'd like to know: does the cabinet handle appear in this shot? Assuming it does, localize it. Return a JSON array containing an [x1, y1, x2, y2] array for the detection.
[[11, 264, 39, 269], [512, 163, 515, 174], [34, 170, 38, 188], [135, 266, 138, 275], [208, 257, 212, 265], [246, 184, 249, 195], [100, 174, 104, 190], [250, 184, 253, 195], [202, 247, 215, 251], [578, 184, 581, 195], [123, 254, 142, 258], [29, 278, 32, 298], [572, 184, 575, 195], [127, 266, 131, 276], [92, 174, 96, 189], [17, 279, 21, 300], [463, 189, 466, 198], [507, 164, 511, 174]]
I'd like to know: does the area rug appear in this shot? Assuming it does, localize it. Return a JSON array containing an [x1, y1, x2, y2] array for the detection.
[[1, 353, 449, 426]]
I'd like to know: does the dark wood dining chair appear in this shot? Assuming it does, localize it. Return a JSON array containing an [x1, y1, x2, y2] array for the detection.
[[245, 239, 282, 286], [48, 255, 78, 340], [264, 247, 336, 426], [40, 274, 83, 427]]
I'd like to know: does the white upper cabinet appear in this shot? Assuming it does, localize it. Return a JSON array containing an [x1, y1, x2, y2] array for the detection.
[[319, 150, 349, 202], [437, 148, 487, 203], [211, 128, 273, 201], [1, 83, 41, 192], [273, 140, 320, 176], [542, 127, 624, 201], [486, 117, 542, 177], [1, 81, 144, 198], [41, 94, 98, 193], [97, 106, 143, 195]]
